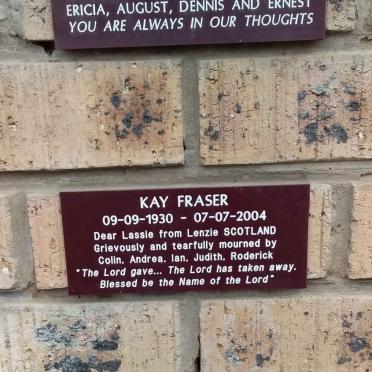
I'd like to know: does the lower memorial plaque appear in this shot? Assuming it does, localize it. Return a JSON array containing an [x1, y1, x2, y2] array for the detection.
[[60, 185, 310, 295]]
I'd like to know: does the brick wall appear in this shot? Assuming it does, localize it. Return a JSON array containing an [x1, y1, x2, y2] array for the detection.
[[0, 0, 372, 371]]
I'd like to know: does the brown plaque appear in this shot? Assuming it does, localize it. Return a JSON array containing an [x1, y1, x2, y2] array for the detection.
[[52, 0, 326, 50], [61, 185, 310, 295]]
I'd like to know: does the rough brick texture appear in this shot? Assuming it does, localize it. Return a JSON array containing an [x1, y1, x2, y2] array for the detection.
[[27, 195, 67, 289], [0, 193, 33, 291], [0, 301, 179, 371], [0, 61, 183, 171], [200, 296, 372, 372], [326, 0, 356, 32], [8, 0, 53, 40], [349, 185, 372, 279], [200, 54, 372, 165], [308, 184, 332, 279], [0, 1, 6, 22], [1, 0, 372, 370]]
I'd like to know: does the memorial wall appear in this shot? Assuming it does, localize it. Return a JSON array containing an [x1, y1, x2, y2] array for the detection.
[[0, 0, 372, 371]]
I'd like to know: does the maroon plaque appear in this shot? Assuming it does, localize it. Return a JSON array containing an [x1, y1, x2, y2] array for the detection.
[[60, 185, 310, 295], [52, 0, 326, 50]]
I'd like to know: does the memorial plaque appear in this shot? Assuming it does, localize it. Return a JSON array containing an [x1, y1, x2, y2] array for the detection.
[[52, 0, 326, 49], [61, 185, 309, 295]]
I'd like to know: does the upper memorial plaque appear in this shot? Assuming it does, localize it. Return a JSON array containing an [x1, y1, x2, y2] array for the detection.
[[51, 0, 326, 49]]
